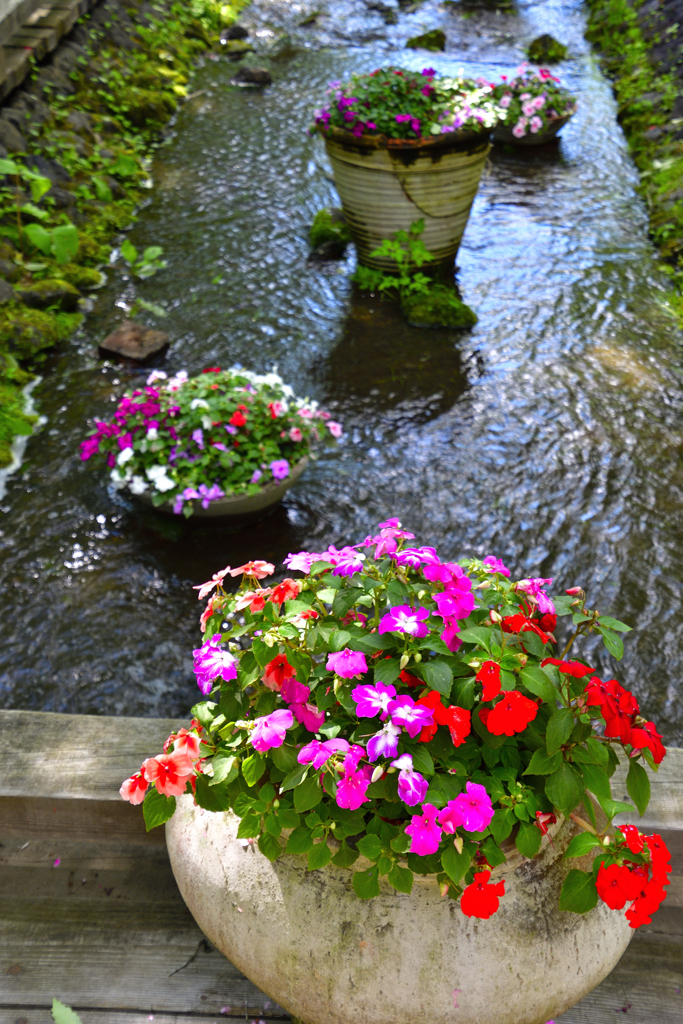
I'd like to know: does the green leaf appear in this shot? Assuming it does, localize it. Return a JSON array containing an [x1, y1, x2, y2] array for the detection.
[[236, 811, 262, 839], [276, 806, 300, 830], [51, 223, 79, 265], [489, 807, 515, 845], [521, 665, 558, 705], [332, 586, 364, 619], [29, 175, 52, 202], [420, 659, 453, 698], [559, 869, 598, 913], [308, 841, 333, 870], [142, 788, 176, 830], [411, 745, 435, 776], [271, 743, 298, 772], [110, 153, 139, 176], [294, 774, 323, 812], [596, 616, 632, 633], [280, 763, 309, 792], [143, 245, 164, 261], [23, 222, 51, 255], [352, 864, 381, 899], [516, 820, 542, 858], [598, 797, 634, 821], [258, 832, 282, 861], [545, 763, 585, 816], [441, 843, 472, 883], [209, 753, 238, 786], [332, 840, 360, 867], [626, 759, 651, 817], [329, 629, 352, 653], [285, 826, 314, 854], [585, 737, 609, 767], [19, 202, 48, 220], [52, 1000, 83, 1024], [564, 832, 602, 859], [120, 238, 137, 263], [374, 657, 401, 686], [546, 708, 575, 755], [456, 626, 492, 649], [92, 175, 113, 201], [241, 751, 266, 787], [481, 837, 507, 866], [0, 158, 19, 175], [387, 863, 413, 893], [195, 775, 233, 812], [390, 830, 411, 854], [524, 749, 563, 776], [580, 762, 611, 802], [356, 833, 383, 860], [600, 628, 624, 661]]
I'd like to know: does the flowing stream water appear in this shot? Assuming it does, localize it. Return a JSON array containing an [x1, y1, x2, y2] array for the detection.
[[2, 0, 683, 741]]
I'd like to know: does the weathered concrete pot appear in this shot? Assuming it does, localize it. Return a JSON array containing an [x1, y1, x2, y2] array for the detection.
[[166, 797, 633, 1024], [323, 127, 490, 269], [134, 456, 308, 519], [492, 113, 573, 146]]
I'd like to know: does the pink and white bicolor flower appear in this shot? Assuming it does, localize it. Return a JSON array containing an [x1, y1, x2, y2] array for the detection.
[[390, 753, 429, 807]]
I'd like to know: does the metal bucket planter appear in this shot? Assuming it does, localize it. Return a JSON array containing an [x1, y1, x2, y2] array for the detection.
[[166, 797, 633, 1024], [492, 114, 572, 146], [323, 127, 491, 270], [133, 456, 308, 520]]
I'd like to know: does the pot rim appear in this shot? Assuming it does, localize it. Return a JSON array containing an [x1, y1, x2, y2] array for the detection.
[[321, 124, 491, 152]]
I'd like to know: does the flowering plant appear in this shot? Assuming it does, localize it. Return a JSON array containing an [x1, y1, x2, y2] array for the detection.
[[313, 67, 506, 140], [80, 367, 341, 516], [122, 519, 670, 926], [493, 64, 577, 139]]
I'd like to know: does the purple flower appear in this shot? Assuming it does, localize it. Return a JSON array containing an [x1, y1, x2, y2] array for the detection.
[[405, 803, 443, 856], [283, 550, 322, 574], [483, 555, 511, 578], [327, 649, 368, 679], [394, 546, 440, 569], [336, 768, 371, 810], [298, 738, 350, 769], [250, 469, 263, 484], [438, 782, 494, 834], [281, 678, 311, 704], [291, 701, 325, 733], [330, 545, 365, 577], [366, 722, 401, 762], [192, 634, 237, 695], [226, 424, 238, 435], [198, 483, 224, 509], [192, 428, 204, 449], [351, 681, 396, 718], [378, 605, 430, 639], [270, 459, 290, 481], [251, 709, 293, 752], [388, 695, 434, 738], [516, 578, 555, 615], [391, 753, 429, 807]]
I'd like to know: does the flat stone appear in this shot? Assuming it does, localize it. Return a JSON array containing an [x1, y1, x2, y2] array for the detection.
[[65, 110, 95, 137], [232, 66, 272, 85], [99, 320, 169, 363]]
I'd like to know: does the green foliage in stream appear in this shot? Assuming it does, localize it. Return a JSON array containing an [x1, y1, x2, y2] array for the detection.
[[584, 0, 683, 325]]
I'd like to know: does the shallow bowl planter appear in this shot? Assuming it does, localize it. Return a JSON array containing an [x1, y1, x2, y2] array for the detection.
[[323, 127, 491, 269], [492, 114, 572, 146], [166, 796, 633, 1024], [134, 456, 308, 519]]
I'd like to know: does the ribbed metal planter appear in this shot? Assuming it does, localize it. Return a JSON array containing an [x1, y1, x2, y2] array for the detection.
[[323, 127, 491, 270], [492, 114, 572, 146]]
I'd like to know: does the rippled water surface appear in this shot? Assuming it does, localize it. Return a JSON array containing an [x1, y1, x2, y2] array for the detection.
[[2, 0, 683, 739]]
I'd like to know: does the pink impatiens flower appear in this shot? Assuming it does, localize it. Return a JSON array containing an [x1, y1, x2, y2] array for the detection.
[[336, 767, 372, 810], [291, 701, 325, 733], [388, 695, 434, 738], [298, 738, 350, 769], [193, 566, 231, 600], [391, 753, 429, 807], [251, 709, 293, 752], [142, 751, 194, 798], [327, 649, 368, 678], [405, 803, 443, 856], [483, 555, 510, 578], [119, 772, 148, 804], [379, 604, 430, 638], [229, 560, 275, 579], [352, 681, 396, 718], [280, 678, 311, 704], [438, 782, 494, 834], [516, 577, 555, 615]]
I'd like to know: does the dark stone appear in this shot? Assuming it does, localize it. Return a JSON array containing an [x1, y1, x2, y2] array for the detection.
[[298, 10, 321, 25], [0, 258, 20, 283], [0, 119, 28, 153], [25, 154, 71, 184], [46, 185, 77, 209], [222, 23, 249, 39], [34, 67, 77, 97], [65, 110, 95, 137], [309, 239, 348, 260], [232, 66, 273, 85], [99, 320, 169, 362], [406, 29, 446, 50], [0, 280, 15, 304], [99, 120, 121, 135], [366, 1, 398, 24], [43, 130, 90, 157], [104, 23, 141, 50], [15, 279, 81, 312], [67, 24, 90, 47], [401, 284, 477, 329], [52, 43, 87, 74], [643, 125, 665, 140], [527, 34, 568, 62]]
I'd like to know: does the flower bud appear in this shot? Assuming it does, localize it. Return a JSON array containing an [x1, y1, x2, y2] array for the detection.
[[602, 836, 611, 846], [475, 580, 490, 590], [517, 653, 527, 667], [400, 653, 410, 670], [439, 881, 450, 898], [417, 590, 427, 601], [413, 652, 422, 663], [565, 587, 583, 596], [489, 609, 502, 624], [273, 799, 280, 809], [454, 836, 464, 854], [371, 765, 384, 783]]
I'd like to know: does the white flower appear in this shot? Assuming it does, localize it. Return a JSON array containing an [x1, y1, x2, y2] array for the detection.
[[116, 447, 134, 466], [145, 464, 176, 493], [146, 428, 158, 441], [129, 475, 149, 494], [110, 469, 128, 490], [146, 371, 167, 385], [190, 398, 210, 410], [201, 415, 212, 430]]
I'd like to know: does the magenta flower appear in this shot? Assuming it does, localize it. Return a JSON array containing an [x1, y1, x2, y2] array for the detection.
[[516, 578, 555, 615], [251, 709, 293, 752], [283, 550, 322, 573], [394, 546, 440, 568], [336, 768, 371, 810], [80, 436, 100, 461], [391, 754, 429, 807], [388, 695, 434, 738], [405, 803, 443, 856], [441, 620, 463, 653], [327, 649, 368, 679], [432, 584, 475, 621], [329, 546, 365, 577], [270, 459, 290, 481], [483, 555, 511, 578], [379, 604, 430, 638], [192, 634, 237, 695], [366, 722, 401, 762], [281, 678, 311, 704], [298, 738, 350, 769], [291, 701, 325, 732], [351, 681, 396, 718], [438, 782, 494, 834]]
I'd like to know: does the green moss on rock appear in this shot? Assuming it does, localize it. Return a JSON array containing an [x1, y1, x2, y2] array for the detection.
[[401, 285, 478, 329], [15, 278, 81, 312], [527, 34, 568, 63], [406, 29, 446, 51], [0, 303, 81, 358], [310, 208, 352, 248], [59, 264, 105, 290]]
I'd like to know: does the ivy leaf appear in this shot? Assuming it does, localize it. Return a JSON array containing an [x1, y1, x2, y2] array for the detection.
[[523, 749, 563, 776], [516, 820, 542, 859], [352, 865, 381, 899], [332, 841, 359, 867], [420, 659, 453, 698], [294, 774, 323, 812], [308, 841, 333, 871], [285, 826, 314, 855], [563, 833, 602, 859], [546, 708, 574, 755], [356, 833, 383, 860], [626, 760, 651, 817], [559, 869, 598, 913], [258, 832, 282, 861], [142, 788, 176, 830], [241, 751, 266, 787], [545, 763, 585, 816], [441, 843, 472, 883], [387, 863, 413, 893]]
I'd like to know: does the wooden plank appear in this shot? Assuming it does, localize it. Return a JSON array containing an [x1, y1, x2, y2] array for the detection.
[[0, 795, 165, 844], [613, 748, 683, 830], [0, 1015, 290, 1024]]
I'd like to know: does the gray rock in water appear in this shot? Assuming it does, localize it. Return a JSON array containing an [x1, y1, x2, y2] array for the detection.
[[232, 66, 273, 85], [99, 321, 170, 363], [222, 23, 249, 39], [0, 279, 15, 304]]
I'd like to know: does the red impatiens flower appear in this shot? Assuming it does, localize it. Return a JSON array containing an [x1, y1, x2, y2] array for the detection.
[[460, 871, 505, 919], [603, 690, 639, 745], [542, 657, 593, 678], [625, 877, 668, 928], [476, 661, 501, 701], [596, 862, 642, 910], [538, 613, 557, 633], [417, 690, 471, 747], [583, 676, 624, 718], [399, 669, 423, 687], [262, 653, 295, 692], [270, 578, 301, 605], [618, 824, 645, 855], [535, 811, 557, 835], [630, 720, 666, 765], [229, 408, 247, 427], [646, 833, 672, 883], [485, 690, 538, 736], [501, 614, 549, 643]]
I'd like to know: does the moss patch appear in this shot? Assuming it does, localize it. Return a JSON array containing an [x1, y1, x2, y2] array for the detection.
[[0, 357, 36, 468], [401, 285, 477, 329], [406, 29, 446, 51], [310, 208, 352, 248], [527, 34, 568, 63]]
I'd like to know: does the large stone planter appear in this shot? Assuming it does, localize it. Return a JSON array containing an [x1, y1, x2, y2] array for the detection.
[[166, 796, 633, 1024], [323, 127, 490, 270], [133, 456, 308, 520]]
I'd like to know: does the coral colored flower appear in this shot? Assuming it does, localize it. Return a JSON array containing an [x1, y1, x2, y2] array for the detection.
[[630, 721, 666, 764], [193, 566, 231, 600], [251, 709, 293, 752], [291, 701, 325, 733], [142, 751, 194, 798], [199, 593, 218, 633], [367, 722, 402, 761], [270, 578, 301, 604], [390, 754, 429, 806], [291, 608, 319, 628], [596, 862, 643, 910], [327, 649, 368, 679], [379, 604, 430, 638], [405, 803, 443, 856], [476, 661, 501, 701], [439, 782, 494, 833], [192, 634, 238, 695], [171, 728, 202, 759], [336, 768, 371, 810], [352, 681, 396, 718], [485, 691, 538, 736], [234, 588, 271, 613], [460, 871, 505, 919], [298, 738, 350, 769], [262, 653, 295, 692], [119, 773, 148, 804], [229, 560, 275, 579], [483, 555, 510, 577], [542, 657, 593, 678], [281, 678, 311, 704], [389, 695, 435, 738]]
